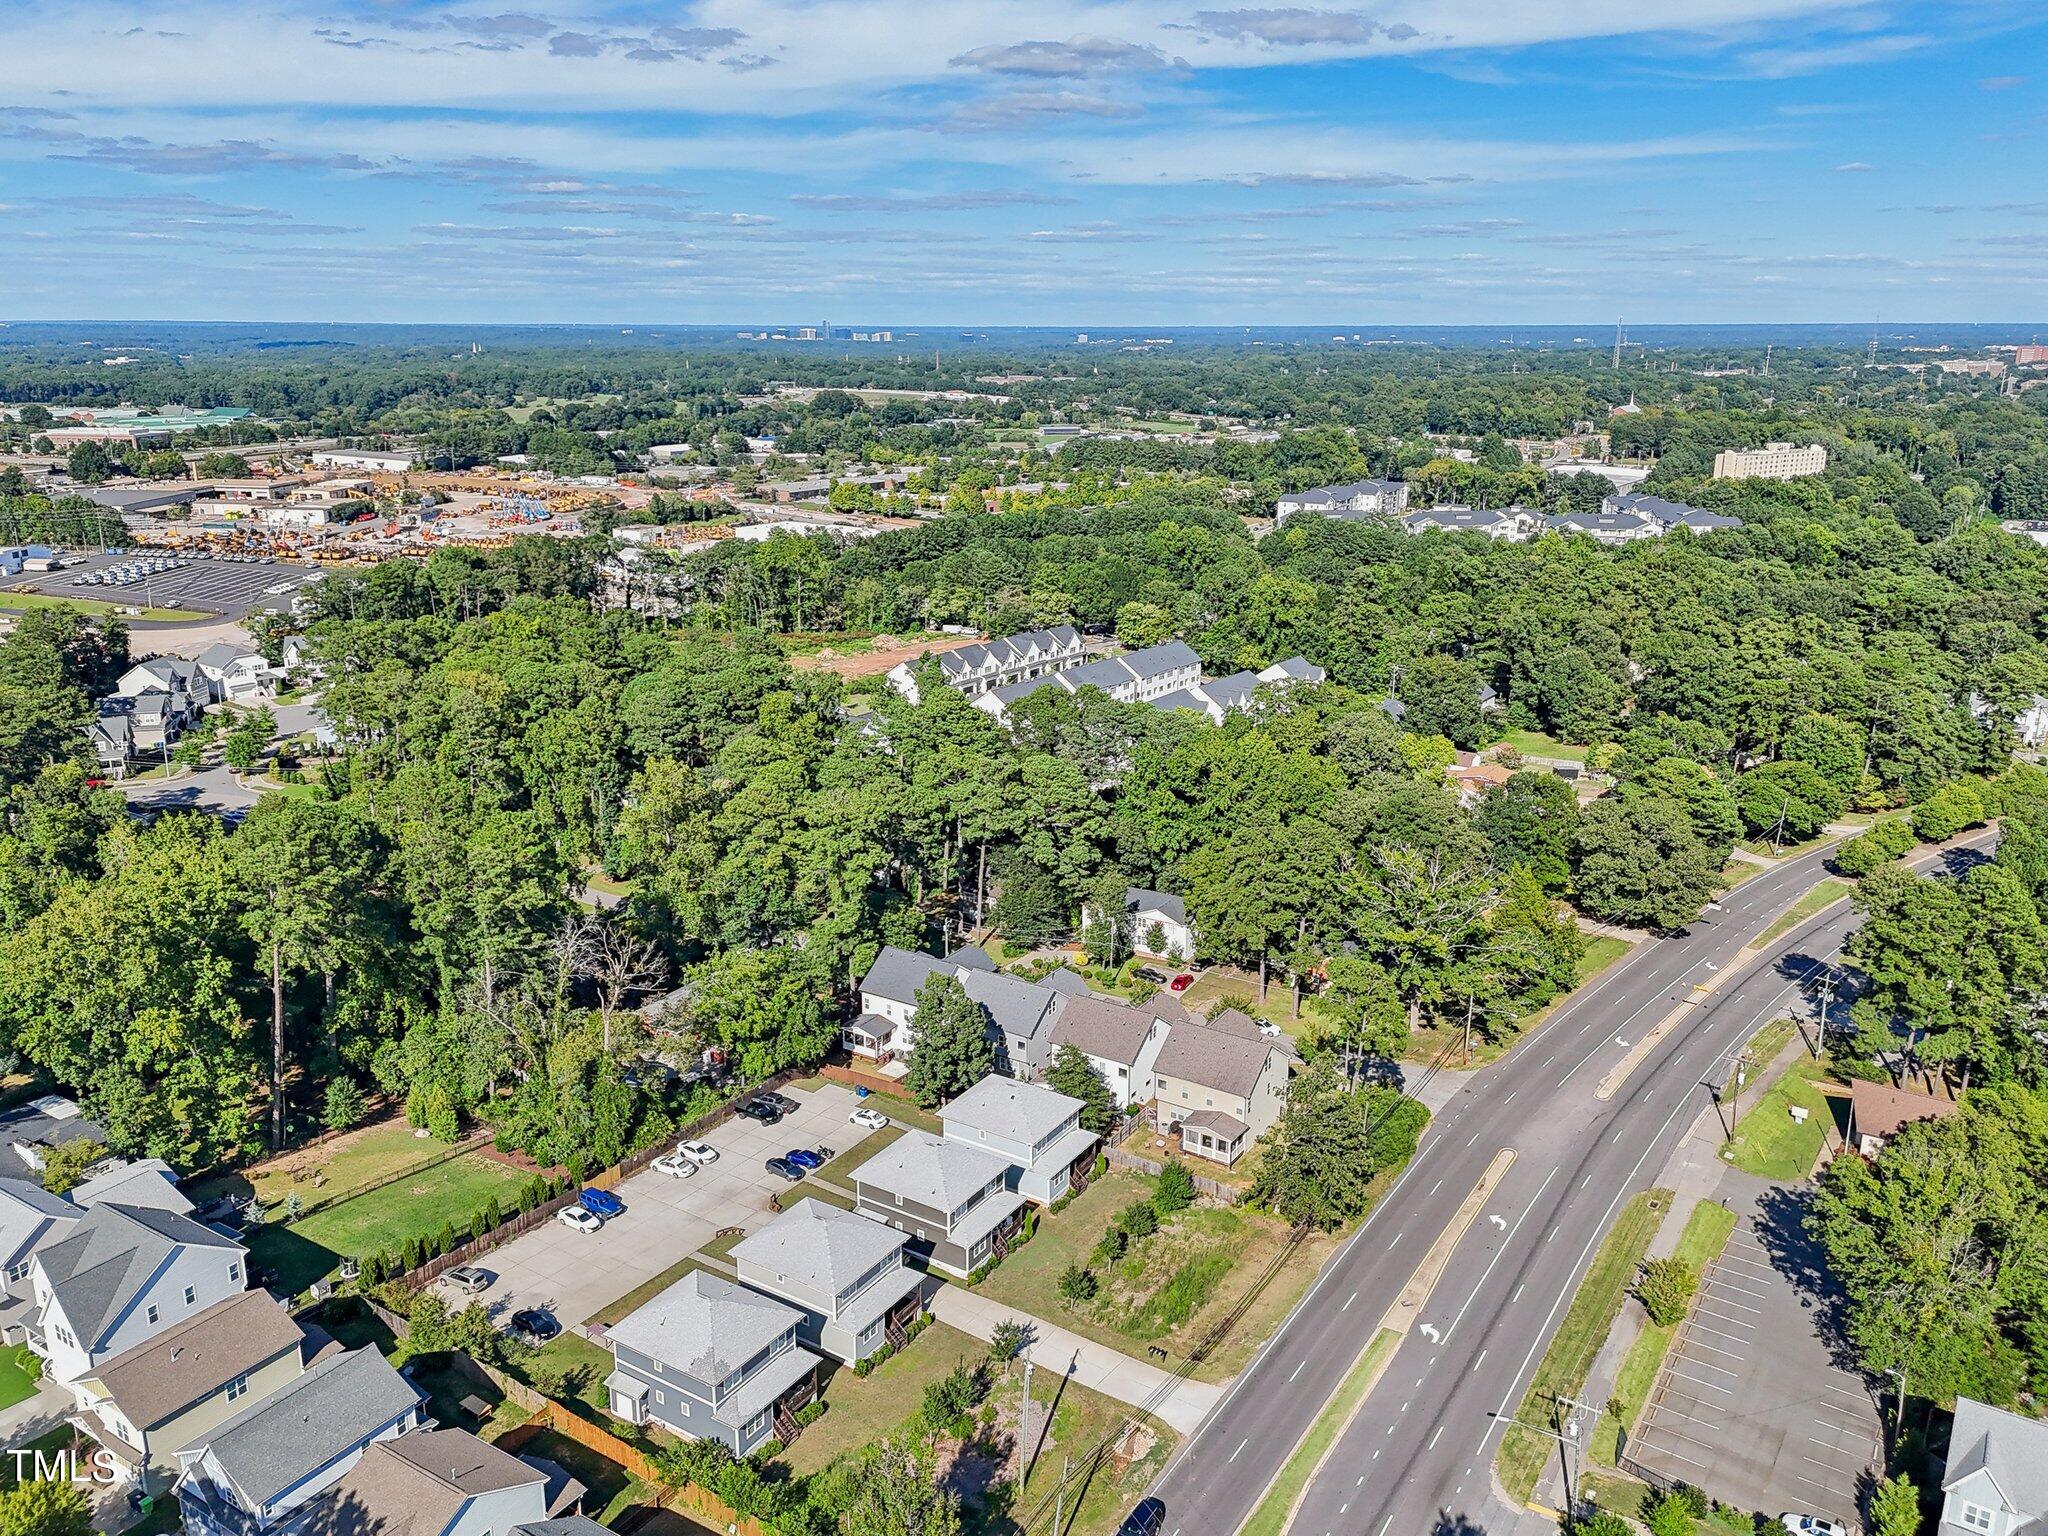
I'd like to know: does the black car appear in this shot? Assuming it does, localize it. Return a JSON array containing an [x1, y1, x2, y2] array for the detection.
[[1118, 1499, 1166, 1536], [509, 1308, 560, 1343], [765, 1091, 800, 1116], [765, 1156, 806, 1181], [735, 1098, 783, 1125]]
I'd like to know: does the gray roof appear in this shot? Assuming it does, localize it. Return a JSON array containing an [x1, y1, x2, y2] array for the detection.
[[1545, 508, 1655, 534], [936, 626, 1082, 682], [1179, 1108, 1249, 1141], [306, 1430, 541, 1536], [1202, 672, 1261, 711], [0, 1095, 106, 1183], [857, 946, 955, 1006], [1051, 996, 1158, 1068], [1260, 656, 1326, 683], [1127, 888, 1187, 927], [1038, 968, 1093, 998], [944, 1078, 1082, 1145], [1377, 696, 1407, 722], [1944, 1397, 2048, 1520], [0, 1178, 80, 1269], [516, 1520, 614, 1536], [607, 1270, 802, 1384], [946, 945, 997, 973], [194, 642, 261, 672], [1402, 504, 1518, 531], [37, 1202, 241, 1347], [960, 969, 1062, 1046], [71, 1159, 190, 1214], [1151, 687, 1213, 717], [89, 1289, 304, 1430], [1124, 639, 1200, 680], [198, 1347, 421, 1510], [732, 1199, 906, 1295], [1060, 655, 1141, 693], [1155, 1020, 1281, 1099], [1280, 479, 1403, 504], [853, 1130, 1011, 1211], [1607, 492, 1740, 529]]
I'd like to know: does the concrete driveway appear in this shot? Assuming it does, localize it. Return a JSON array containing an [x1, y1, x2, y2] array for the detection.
[[115, 764, 262, 822], [446, 1081, 868, 1333]]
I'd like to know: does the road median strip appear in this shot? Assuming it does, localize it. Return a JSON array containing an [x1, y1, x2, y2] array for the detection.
[[1235, 1147, 1516, 1536]]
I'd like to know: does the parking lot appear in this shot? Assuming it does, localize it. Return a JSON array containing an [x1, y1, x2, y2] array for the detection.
[[441, 1080, 871, 1334], [6, 549, 320, 621], [1627, 1193, 1882, 1528]]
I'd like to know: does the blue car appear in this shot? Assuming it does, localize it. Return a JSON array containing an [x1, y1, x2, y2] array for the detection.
[[783, 1148, 824, 1170], [579, 1187, 624, 1219]]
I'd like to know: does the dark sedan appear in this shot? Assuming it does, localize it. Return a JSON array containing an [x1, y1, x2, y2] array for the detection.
[[735, 1098, 783, 1125], [509, 1308, 560, 1343], [765, 1156, 806, 1181]]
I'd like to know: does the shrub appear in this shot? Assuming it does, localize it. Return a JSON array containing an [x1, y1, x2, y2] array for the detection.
[[1117, 1200, 1160, 1239], [422, 1084, 460, 1143], [1642, 1489, 1695, 1536], [795, 1400, 827, 1428], [1093, 1226, 1129, 1265], [406, 1291, 451, 1353], [1048, 1192, 1075, 1215], [435, 1220, 459, 1258], [1093, 1151, 1108, 1178], [986, 1319, 1027, 1365], [322, 1077, 368, 1134], [921, 1362, 988, 1431], [1636, 1258, 1699, 1327], [1153, 1161, 1196, 1217], [1833, 817, 1915, 876], [1911, 780, 1987, 843], [1058, 1265, 1098, 1303]]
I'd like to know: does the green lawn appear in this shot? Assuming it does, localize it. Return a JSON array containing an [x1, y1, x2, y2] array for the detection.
[[1593, 1200, 1738, 1465], [1240, 1328, 1401, 1536], [813, 1124, 909, 1191], [242, 1127, 530, 1295], [1739, 831, 1835, 861], [1724, 1054, 1839, 1181], [487, 1425, 654, 1525], [1497, 1188, 1671, 1504], [1495, 727, 1593, 763], [0, 1344, 40, 1411], [779, 1322, 992, 1474], [0, 590, 198, 621], [970, 1171, 1317, 1382], [1756, 878, 1852, 945]]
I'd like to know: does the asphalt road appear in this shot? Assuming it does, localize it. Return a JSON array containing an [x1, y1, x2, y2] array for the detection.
[[1149, 837, 1992, 1536]]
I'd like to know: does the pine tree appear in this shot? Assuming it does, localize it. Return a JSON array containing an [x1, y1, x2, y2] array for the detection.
[[904, 972, 995, 1107], [1047, 1043, 1116, 1133]]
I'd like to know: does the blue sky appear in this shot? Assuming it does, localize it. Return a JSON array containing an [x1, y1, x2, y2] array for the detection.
[[5, 1, 2047, 323]]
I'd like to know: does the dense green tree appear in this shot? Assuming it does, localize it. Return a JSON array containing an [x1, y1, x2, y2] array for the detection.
[[1047, 1043, 1116, 1133], [1477, 770, 1580, 890], [904, 972, 994, 1107], [1574, 795, 1721, 931]]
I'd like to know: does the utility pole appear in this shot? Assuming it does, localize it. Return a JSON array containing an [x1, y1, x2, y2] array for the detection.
[[1020, 1346, 1034, 1478], [1726, 1050, 1753, 1142], [1053, 1453, 1069, 1536], [1612, 319, 1623, 372]]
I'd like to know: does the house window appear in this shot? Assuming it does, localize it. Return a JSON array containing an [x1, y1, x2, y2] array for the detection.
[[1958, 1504, 1995, 1533], [225, 1375, 249, 1403], [146, 1305, 159, 1325], [228, 1263, 241, 1284], [183, 1286, 196, 1306], [4, 1263, 27, 1284], [655, 1390, 666, 1406]]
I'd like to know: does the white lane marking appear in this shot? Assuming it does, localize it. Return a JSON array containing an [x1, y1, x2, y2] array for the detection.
[[1700, 1293, 1763, 1317], [1512, 1284, 1525, 1303], [1554, 957, 1714, 1087], [1634, 1436, 1707, 1469], [1289, 1359, 1306, 1382], [1342, 1291, 1357, 1311], [1706, 1276, 1769, 1300], [1443, 1167, 1560, 1342], [1472, 1349, 1486, 1371], [1230, 1438, 1248, 1462], [1685, 1321, 1750, 1350], [1668, 1370, 1734, 1396], [1676, 1337, 1745, 1362], [1503, 1090, 1516, 1104], [1466, 1131, 1480, 1146], [1429, 1425, 1445, 1449]]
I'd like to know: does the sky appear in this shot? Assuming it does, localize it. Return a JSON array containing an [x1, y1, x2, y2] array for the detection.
[[5, 1, 2048, 325]]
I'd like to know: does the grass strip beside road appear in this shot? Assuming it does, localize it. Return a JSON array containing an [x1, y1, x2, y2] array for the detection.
[[1756, 877, 1852, 946], [1593, 1199, 1738, 1465], [1724, 1053, 1837, 1181], [1239, 1327, 1403, 1536], [1497, 1187, 1671, 1505]]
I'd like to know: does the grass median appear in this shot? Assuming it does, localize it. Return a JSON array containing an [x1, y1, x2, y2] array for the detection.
[[1240, 1327, 1403, 1536], [1496, 1187, 1670, 1505], [1756, 877, 1851, 946], [1593, 1198, 1738, 1465]]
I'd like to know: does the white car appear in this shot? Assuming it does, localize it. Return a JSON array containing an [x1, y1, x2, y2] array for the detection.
[[651, 1152, 698, 1179], [850, 1107, 891, 1130], [556, 1205, 604, 1234], [1778, 1516, 1848, 1536], [675, 1140, 719, 1166]]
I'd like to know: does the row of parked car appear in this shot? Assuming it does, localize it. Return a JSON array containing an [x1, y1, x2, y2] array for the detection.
[[72, 555, 186, 588]]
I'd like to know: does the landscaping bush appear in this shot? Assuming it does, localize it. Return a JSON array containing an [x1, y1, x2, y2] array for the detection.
[[921, 1361, 989, 1434], [1642, 1489, 1695, 1536], [322, 1077, 368, 1134], [1093, 1226, 1129, 1265], [853, 1342, 897, 1378], [1092, 1151, 1108, 1178], [1911, 780, 1987, 843], [1117, 1200, 1160, 1239], [986, 1319, 1027, 1365], [1153, 1161, 1196, 1217], [1048, 1191, 1075, 1215], [1833, 817, 1915, 876], [1636, 1257, 1699, 1327], [1058, 1265, 1099, 1303], [1569, 1516, 1632, 1536]]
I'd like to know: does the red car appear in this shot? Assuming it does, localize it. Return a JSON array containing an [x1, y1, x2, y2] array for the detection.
[[1168, 973, 1195, 993]]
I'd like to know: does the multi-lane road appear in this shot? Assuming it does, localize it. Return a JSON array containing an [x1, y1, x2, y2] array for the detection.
[[1150, 837, 1989, 1536]]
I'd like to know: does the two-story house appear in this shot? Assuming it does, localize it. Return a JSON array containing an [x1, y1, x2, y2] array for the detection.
[[730, 1200, 924, 1365], [1123, 889, 1194, 963], [1939, 1396, 2048, 1535], [1049, 996, 1170, 1111], [193, 643, 280, 705], [851, 1131, 1026, 1279], [0, 1179, 81, 1342], [28, 1203, 249, 1397], [848, 946, 1071, 1080], [1151, 1012, 1293, 1167], [175, 1347, 425, 1536], [885, 626, 1086, 704], [295, 1428, 553, 1536], [604, 1271, 822, 1455], [1273, 479, 1410, 524], [941, 1077, 1099, 1205], [73, 1288, 309, 1495]]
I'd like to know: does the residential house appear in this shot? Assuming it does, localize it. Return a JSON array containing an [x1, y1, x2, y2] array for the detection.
[[604, 1271, 822, 1455], [1938, 1396, 2048, 1535], [1607, 491, 1744, 533], [87, 700, 137, 777], [1049, 996, 1169, 1111], [115, 656, 213, 714], [848, 945, 1066, 1079], [69, 1159, 191, 1215], [1543, 507, 1662, 545], [28, 1202, 249, 1393], [290, 1428, 555, 1536], [194, 643, 279, 704], [941, 1077, 1099, 1205], [1150, 1014, 1293, 1166], [1273, 480, 1409, 523], [851, 1131, 1026, 1279], [885, 626, 1086, 704], [1151, 657, 1326, 726], [973, 639, 1202, 724], [1400, 505, 1541, 541], [73, 1288, 309, 1494], [0, 1095, 106, 1184], [1846, 1081, 1960, 1159], [175, 1348, 426, 1536], [730, 1200, 924, 1364], [0, 1179, 82, 1342], [1124, 888, 1194, 962]]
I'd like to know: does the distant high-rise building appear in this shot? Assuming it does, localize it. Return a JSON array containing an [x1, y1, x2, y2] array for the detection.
[[1712, 442, 1827, 481]]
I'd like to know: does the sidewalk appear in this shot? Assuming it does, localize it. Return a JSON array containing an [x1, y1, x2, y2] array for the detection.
[[927, 1284, 1221, 1434]]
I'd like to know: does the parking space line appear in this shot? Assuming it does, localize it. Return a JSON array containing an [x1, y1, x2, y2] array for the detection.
[[1676, 1336, 1745, 1362], [1685, 1321, 1753, 1349], [1668, 1370, 1734, 1396], [1632, 1437, 1706, 1470], [1704, 1277, 1770, 1301], [1696, 1308, 1759, 1330], [1699, 1293, 1763, 1316], [1672, 1352, 1740, 1378]]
